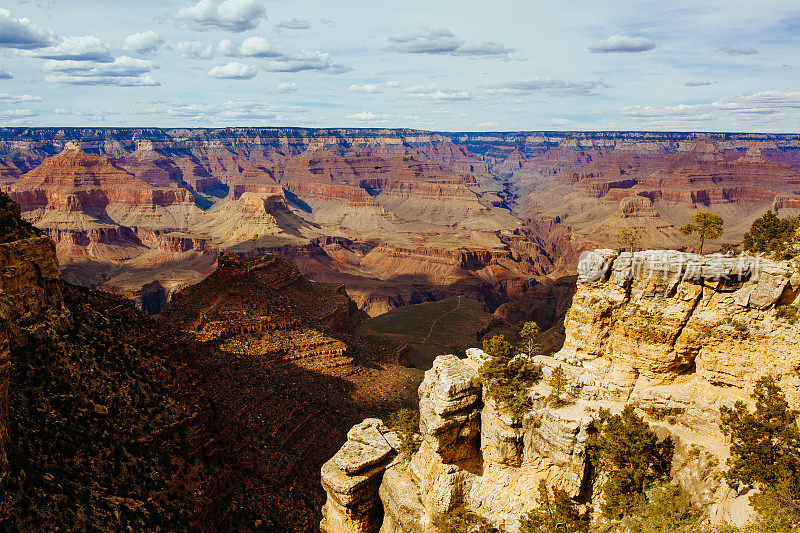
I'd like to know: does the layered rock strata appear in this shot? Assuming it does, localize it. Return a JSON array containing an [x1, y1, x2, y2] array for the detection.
[[560, 249, 800, 406], [321, 249, 800, 531], [321, 351, 595, 532]]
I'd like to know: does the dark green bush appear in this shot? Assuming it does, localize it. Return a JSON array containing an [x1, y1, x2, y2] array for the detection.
[[743, 210, 799, 259], [519, 480, 588, 533], [622, 483, 703, 533], [434, 505, 500, 533], [479, 335, 542, 418], [587, 405, 674, 519], [776, 305, 799, 325], [720, 375, 800, 498], [388, 408, 420, 456]]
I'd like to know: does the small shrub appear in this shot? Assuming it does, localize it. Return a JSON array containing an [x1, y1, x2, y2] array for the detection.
[[776, 305, 799, 325], [644, 405, 685, 421], [479, 335, 541, 418], [519, 480, 589, 533], [434, 505, 500, 533], [621, 483, 702, 533], [520, 321, 541, 355], [483, 335, 519, 358], [732, 320, 748, 334], [388, 408, 420, 456], [720, 375, 800, 499], [744, 210, 800, 259], [548, 365, 568, 406]]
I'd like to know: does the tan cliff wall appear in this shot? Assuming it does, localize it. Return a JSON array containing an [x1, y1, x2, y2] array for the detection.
[[320, 249, 800, 532], [320, 352, 597, 533], [559, 249, 800, 407]]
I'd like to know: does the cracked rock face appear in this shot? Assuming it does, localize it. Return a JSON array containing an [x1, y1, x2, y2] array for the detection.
[[560, 249, 800, 405], [320, 419, 399, 533], [418, 354, 482, 463]]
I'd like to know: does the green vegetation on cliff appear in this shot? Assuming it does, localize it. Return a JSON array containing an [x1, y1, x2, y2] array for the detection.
[[679, 212, 725, 254], [588, 405, 675, 519], [743, 210, 799, 259], [478, 335, 541, 417], [519, 480, 588, 533]]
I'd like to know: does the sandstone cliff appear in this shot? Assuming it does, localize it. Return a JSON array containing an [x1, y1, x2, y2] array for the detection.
[[560, 249, 800, 406], [321, 249, 800, 531]]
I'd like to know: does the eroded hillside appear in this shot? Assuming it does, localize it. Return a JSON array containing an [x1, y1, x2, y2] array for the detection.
[[3, 128, 800, 318], [0, 191, 421, 531]]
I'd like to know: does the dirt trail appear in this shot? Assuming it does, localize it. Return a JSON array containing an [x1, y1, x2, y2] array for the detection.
[[421, 296, 462, 345]]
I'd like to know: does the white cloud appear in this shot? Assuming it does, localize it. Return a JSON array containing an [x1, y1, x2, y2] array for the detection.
[[483, 77, 607, 97], [0, 8, 55, 49], [239, 37, 282, 58], [348, 83, 381, 94], [43, 56, 159, 86], [54, 108, 93, 116], [718, 45, 758, 56], [214, 38, 349, 73], [139, 99, 308, 124], [277, 18, 310, 30], [403, 83, 471, 101], [347, 111, 383, 121], [588, 34, 656, 53], [387, 27, 512, 58], [208, 61, 257, 79], [177, 41, 214, 59], [32, 36, 112, 62], [217, 38, 237, 57], [266, 81, 297, 93], [123, 31, 165, 54], [685, 80, 712, 87], [175, 0, 266, 32], [620, 92, 800, 126], [0, 93, 42, 102], [547, 117, 570, 126], [218, 99, 307, 120], [262, 50, 349, 73], [384, 80, 399, 88], [0, 108, 36, 117]]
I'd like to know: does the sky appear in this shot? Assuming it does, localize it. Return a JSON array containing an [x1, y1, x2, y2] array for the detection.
[[0, 0, 798, 132]]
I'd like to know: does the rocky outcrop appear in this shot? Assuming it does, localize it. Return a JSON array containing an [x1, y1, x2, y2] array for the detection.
[[321, 350, 598, 532], [560, 249, 800, 406], [321, 248, 800, 531], [320, 419, 401, 533], [417, 354, 482, 463], [619, 195, 657, 217], [0, 192, 65, 473]]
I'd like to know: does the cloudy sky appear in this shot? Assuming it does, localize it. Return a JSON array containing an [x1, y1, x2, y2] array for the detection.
[[0, 0, 798, 131]]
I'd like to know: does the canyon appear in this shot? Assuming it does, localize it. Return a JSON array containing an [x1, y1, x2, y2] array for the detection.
[[321, 248, 800, 532], [0, 190, 420, 531], [2, 128, 800, 318], [3, 127, 800, 531]]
